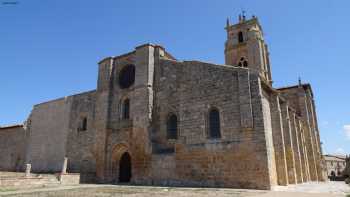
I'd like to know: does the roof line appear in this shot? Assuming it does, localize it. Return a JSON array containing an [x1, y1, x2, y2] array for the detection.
[[0, 124, 23, 130]]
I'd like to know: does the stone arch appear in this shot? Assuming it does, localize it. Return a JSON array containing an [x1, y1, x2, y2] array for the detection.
[[119, 152, 131, 182], [111, 143, 132, 183]]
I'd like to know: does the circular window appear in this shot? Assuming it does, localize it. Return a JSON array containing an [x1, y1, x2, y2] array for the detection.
[[119, 64, 135, 89]]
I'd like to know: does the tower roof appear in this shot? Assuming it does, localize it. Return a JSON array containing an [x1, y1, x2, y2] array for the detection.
[[225, 15, 263, 35]]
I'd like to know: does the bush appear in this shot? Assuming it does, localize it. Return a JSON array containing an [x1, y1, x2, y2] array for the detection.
[[345, 178, 350, 184]]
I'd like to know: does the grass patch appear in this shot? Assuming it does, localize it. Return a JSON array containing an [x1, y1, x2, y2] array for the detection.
[[0, 188, 18, 192]]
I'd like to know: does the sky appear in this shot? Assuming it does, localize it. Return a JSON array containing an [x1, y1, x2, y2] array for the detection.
[[0, 0, 349, 155]]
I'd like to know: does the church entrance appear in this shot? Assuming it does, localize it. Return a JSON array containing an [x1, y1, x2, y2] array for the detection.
[[118, 152, 131, 182]]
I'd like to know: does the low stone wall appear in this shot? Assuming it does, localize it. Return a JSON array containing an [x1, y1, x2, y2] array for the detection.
[[0, 176, 58, 188], [0, 172, 81, 188], [0, 171, 26, 178], [59, 173, 80, 185]]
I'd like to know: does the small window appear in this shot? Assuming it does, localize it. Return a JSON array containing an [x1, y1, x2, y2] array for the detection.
[[208, 108, 221, 138], [238, 31, 244, 43], [122, 99, 130, 119], [167, 114, 178, 139], [79, 117, 87, 131]]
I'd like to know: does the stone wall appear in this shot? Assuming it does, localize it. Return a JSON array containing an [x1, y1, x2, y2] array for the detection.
[[65, 91, 96, 182], [149, 59, 276, 189], [26, 91, 96, 175], [279, 85, 324, 181], [96, 44, 157, 184], [26, 98, 72, 172], [0, 125, 26, 171]]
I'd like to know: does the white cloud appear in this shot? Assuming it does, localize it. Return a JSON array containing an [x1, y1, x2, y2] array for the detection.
[[343, 125, 350, 140], [335, 148, 345, 155]]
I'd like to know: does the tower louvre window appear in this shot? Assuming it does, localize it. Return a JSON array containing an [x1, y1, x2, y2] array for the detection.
[[243, 61, 248, 67], [238, 31, 244, 43]]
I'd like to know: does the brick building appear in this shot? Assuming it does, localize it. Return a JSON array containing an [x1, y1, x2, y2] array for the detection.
[[0, 15, 325, 189]]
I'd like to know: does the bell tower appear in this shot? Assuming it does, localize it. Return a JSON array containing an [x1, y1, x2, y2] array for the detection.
[[225, 14, 272, 84]]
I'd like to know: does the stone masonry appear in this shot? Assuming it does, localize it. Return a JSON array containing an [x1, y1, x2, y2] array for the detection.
[[0, 15, 325, 189]]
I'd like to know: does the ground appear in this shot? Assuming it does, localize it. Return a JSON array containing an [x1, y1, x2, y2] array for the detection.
[[0, 182, 349, 197]]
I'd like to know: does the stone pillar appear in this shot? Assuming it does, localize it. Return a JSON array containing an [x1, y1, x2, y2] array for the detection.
[[294, 115, 304, 183], [306, 93, 323, 181], [95, 57, 114, 183], [297, 120, 307, 182], [290, 112, 303, 183], [300, 126, 311, 181], [280, 102, 297, 184], [25, 163, 31, 177], [61, 157, 68, 174], [130, 44, 156, 184], [298, 88, 318, 181], [270, 95, 288, 185]]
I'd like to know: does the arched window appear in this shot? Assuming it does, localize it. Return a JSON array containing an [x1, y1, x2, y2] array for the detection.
[[167, 114, 177, 139], [238, 31, 244, 43], [122, 99, 130, 120], [208, 108, 221, 138], [238, 57, 248, 68]]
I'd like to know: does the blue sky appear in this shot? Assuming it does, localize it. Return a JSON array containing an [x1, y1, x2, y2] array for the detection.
[[0, 0, 349, 155]]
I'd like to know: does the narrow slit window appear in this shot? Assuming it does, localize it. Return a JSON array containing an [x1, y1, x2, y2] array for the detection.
[[209, 108, 221, 138], [79, 117, 87, 131], [238, 31, 244, 43], [167, 114, 178, 139], [122, 99, 130, 120]]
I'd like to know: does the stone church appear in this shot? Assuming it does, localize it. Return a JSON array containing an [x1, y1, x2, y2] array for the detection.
[[0, 15, 325, 189]]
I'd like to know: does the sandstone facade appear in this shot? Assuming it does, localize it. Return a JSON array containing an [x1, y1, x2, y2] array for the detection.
[[0, 15, 325, 189], [324, 154, 347, 177]]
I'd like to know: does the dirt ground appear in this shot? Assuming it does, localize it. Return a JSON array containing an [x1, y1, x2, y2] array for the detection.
[[0, 181, 349, 197]]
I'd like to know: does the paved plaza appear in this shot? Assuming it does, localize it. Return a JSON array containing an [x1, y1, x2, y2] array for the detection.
[[0, 181, 349, 197]]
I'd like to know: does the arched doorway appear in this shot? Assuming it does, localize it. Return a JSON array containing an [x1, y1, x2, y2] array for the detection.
[[119, 152, 131, 182]]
